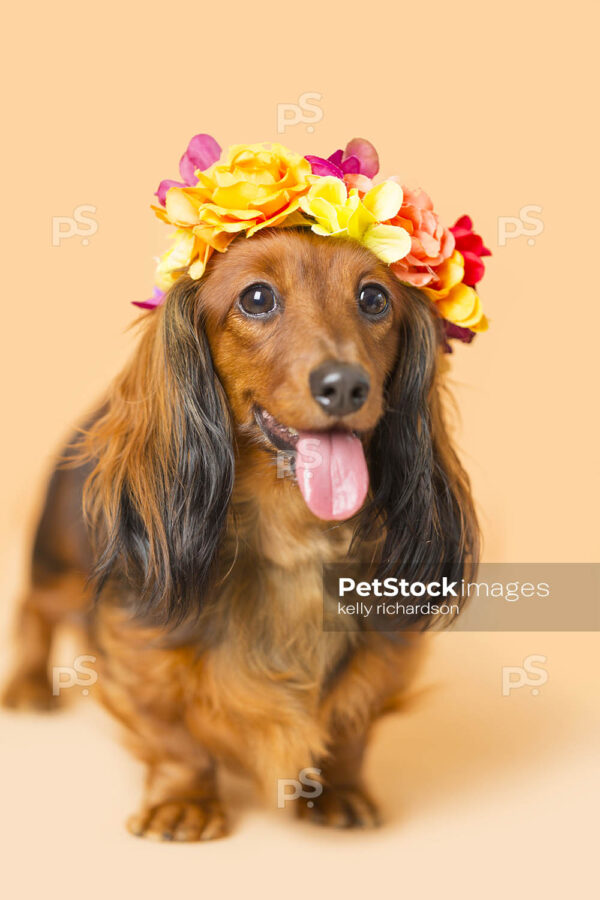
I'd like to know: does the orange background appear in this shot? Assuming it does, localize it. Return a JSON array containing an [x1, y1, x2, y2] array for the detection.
[[1, 1, 598, 897]]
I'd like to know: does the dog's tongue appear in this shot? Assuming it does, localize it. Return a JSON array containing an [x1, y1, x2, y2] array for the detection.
[[295, 431, 369, 521]]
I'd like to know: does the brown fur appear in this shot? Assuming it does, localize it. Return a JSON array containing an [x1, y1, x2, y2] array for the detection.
[[3, 229, 477, 839]]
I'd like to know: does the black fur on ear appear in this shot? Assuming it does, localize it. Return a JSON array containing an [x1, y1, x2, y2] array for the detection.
[[355, 285, 479, 631], [81, 276, 235, 626]]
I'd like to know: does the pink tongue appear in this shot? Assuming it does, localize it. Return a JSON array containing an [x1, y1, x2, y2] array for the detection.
[[295, 431, 369, 521]]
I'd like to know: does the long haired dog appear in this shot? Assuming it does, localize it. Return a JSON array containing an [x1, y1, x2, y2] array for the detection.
[[3, 228, 478, 839]]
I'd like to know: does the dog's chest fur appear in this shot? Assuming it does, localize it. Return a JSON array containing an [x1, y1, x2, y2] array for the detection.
[[96, 454, 361, 788]]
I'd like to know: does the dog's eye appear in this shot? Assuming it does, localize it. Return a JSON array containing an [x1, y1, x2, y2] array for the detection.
[[238, 284, 277, 317], [358, 284, 389, 318]]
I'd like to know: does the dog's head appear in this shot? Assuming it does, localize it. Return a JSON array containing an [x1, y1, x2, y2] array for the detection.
[[202, 228, 406, 520], [84, 228, 478, 625]]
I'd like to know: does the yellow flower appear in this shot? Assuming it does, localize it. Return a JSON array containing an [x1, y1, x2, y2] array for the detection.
[[154, 229, 211, 291], [424, 250, 488, 332], [299, 177, 411, 264], [153, 143, 313, 282]]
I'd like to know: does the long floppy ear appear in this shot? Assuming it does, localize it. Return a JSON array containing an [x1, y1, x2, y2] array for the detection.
[[356, 285, 479, 630], [80, 277, 234, 626]]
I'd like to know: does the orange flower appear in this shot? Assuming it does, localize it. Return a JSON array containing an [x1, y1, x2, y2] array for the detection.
[[390, 187, 455, 287], [153, 143, 312, 285], [423, 251, 488, 332]]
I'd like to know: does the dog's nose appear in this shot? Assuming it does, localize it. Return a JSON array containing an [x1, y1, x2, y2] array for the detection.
[[309, 362, 370, 417]]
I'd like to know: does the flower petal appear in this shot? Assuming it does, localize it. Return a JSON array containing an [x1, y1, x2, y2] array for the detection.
[[275, 209, 312, 228], [344, 138, 379, 177], [444, 320, 476, 345], [193, 222, 240, 250], [299, 195, 342, 233], [165, 188, 201, 226], [449, 214, 473, 239], [132, 287, 166, 310], [343, 173, 374, 193], [311, 224, 333, 236], [305, 155, 344, 179], [155, 179, 186, 207], [327, 149, 344, 167], [340, 155, 360, 174], [390, 261, 435, 287], [454, 232, 485, 255], [165, 230, 196, 266], [470, 314, 489, 332], [461, 250, 486, 286], [423, 250, 466, 300], [179, 134, 222, 184], [362, 224, 411, 263], [308, 176, 348, 206], [154, 230, 197, 290], [459, 292, 484, 328], [362, 181, 403, 221], [347, 201, 377, 240], [188, 243, 214, 279], [436, 283, 479, 325]]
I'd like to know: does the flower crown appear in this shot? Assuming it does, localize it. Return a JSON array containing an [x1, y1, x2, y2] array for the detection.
[[137, 134, 490, 347]]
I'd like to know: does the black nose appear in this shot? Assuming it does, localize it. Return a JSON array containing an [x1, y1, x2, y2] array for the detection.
[[309, 362, 370, 417]]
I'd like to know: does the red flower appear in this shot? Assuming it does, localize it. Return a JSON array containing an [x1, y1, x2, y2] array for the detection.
[[450, 215, 491, 286], [442, 320, 476, 352]]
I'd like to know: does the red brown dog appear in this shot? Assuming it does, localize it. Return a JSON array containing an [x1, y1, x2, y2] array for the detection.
[[3, 228, 478, 840]]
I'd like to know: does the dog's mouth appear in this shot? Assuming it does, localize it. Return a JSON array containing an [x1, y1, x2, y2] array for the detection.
[[253, 406, 369, 522], [254, 407, 300, 453]]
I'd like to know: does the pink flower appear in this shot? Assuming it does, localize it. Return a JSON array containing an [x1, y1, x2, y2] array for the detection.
[[306, 137, 379, 180], [132, 286, 165, 310], [390, 187, 455, 287], [450, 215, 491, 286], [155, 134, 222, 206]]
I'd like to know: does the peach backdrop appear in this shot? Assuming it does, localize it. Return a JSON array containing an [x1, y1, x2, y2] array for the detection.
[[1, 1, 598, 898]]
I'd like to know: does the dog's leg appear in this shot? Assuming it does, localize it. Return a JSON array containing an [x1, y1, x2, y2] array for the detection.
[[93, 603, 230, 842], [2, 590, 57, 710], [298, 634, 425, 829], [297, 726, 380, 829], [3, 459, 93, 711], [127, 758, 228, 842], [2, 574, 87, 711]]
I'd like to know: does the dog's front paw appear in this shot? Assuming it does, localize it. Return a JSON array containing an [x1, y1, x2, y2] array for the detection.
[[2, 670, 58, 712], [297, 784, 381, 829], [127, 799, 229, 842]]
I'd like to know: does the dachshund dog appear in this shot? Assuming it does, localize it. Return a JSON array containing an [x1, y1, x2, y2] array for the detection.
[[3, 227, 478, 840]]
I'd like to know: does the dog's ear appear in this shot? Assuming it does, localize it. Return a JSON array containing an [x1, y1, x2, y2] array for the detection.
[[356, 285, 479, 630], [81, 277, 234, 626]]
